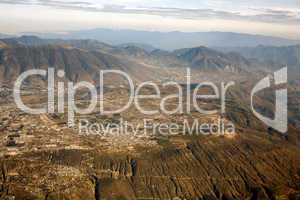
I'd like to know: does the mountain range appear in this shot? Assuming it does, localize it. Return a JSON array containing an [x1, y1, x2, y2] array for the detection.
[[23, 28, 300, 50], [1, 35, 300, 200], [1, 35, 300, 86], [0, 36, 249, 85]]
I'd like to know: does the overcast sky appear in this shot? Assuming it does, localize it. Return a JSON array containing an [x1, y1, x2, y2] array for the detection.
[[1, 0, 300, 39]]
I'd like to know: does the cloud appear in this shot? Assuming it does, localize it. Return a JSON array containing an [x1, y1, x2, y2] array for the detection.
[[0, 0, 32, 5], [1, 0, 300, 24], [0, 0, 93, 6], [37, 0, 93, 7]]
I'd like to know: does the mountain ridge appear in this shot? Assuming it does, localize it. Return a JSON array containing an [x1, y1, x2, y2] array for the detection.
[[20, 29, 300, 50], [0, 36, 257, 74]]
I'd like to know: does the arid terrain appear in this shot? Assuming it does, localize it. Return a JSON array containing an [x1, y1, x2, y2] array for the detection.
[[0, 36, 299, 200]]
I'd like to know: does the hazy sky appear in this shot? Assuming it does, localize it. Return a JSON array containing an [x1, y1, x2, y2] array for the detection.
[[1, 0, 300, 39]]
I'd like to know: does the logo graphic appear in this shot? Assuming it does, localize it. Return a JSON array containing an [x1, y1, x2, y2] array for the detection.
[[251, 67, 288, 133]]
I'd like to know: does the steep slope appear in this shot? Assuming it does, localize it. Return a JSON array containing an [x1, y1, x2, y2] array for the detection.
[[118, 43, 157, 53], [110, 45, 150, 59], [0, 43, 162, 86], [174, 46, 250, 72]]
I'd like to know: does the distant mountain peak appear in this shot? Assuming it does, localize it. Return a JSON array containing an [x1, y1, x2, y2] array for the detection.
[[22, 29, 300, 50]]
